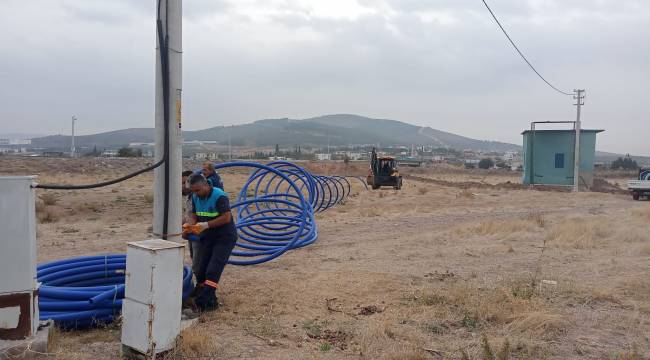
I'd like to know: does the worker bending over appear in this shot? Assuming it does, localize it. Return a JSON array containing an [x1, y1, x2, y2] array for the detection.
[[201, 162, 224, 190], [181, 170, 202, 282], [184, 174, 237, 311]]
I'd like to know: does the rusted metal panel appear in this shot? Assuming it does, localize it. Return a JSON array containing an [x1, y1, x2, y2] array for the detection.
[[0, 293, 32, 340]]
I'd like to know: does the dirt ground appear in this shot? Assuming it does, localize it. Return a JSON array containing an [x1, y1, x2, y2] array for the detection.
[[1, 157, 649, 360]]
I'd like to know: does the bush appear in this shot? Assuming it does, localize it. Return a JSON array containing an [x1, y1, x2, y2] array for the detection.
[[118, 147, 142, 158], [478, 158, 494, 169], [39, 193, 61, 206], [610, 155, 638, 170]]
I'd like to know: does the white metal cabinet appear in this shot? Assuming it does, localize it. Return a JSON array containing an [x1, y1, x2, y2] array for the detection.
[[121, 239, 185, 356]]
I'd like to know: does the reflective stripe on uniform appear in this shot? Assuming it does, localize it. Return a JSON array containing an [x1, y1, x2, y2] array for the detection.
[[196, 211, 220, 217], [204, 280, 219, 289]]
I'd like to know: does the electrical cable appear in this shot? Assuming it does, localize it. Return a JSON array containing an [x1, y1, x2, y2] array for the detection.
[[158, 0, 172, 240], [33, 159, 164, 190], [480, 0, 573, 96]]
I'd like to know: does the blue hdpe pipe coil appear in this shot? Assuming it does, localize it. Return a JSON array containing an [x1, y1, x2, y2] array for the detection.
[[210, 161, 353, 265], [38, 254, 193, 328]]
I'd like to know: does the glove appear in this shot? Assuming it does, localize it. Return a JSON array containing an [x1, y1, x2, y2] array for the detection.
[[182, 223, 204, 235], [197, 222, 210, 232]]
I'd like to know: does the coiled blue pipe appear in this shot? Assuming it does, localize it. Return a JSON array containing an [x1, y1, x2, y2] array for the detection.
[[38, 161, 357, 327], [38, 254, 193, 328], [210, 161, 355, 265]]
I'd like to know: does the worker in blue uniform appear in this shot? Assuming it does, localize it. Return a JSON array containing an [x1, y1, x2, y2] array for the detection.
[[200, 162, 224, 190], [183, 173, 237, 311]]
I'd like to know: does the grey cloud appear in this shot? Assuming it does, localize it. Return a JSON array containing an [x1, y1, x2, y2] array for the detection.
[[0, 0, 648, 154]]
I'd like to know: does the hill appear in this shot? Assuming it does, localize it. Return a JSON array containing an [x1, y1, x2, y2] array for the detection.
[[30, 114, 520, 152]]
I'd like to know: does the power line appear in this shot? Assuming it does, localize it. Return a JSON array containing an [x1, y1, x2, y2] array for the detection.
[[480, 0, 573, 96]]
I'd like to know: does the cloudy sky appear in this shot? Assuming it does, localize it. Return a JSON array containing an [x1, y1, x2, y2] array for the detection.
[[1, 0, 649, 154]]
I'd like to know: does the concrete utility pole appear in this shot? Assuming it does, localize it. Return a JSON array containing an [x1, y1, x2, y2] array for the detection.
[[228, 125, 232, 161], [573, 89, 585, 192], [153, 0, 182, 241], [327, 135, 330, 158], [70, 115, 77, 158]]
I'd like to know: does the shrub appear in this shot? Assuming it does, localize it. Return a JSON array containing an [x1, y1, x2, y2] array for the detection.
[[39, 193, 61, 206], [478, 158, 495, 169]]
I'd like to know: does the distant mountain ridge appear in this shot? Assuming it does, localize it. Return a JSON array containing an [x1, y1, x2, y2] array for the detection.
[[30, 114, 520, 152]]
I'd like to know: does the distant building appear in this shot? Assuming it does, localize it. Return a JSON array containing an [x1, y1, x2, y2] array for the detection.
[[522, 129, 603, 187], [0, 139, 31, 146], [42, 151, 65, 157], [315, 153, 331, 161], [268, 156, 293, 161], [0, 147, 27, 154], [503, 151, 518, 161], [193, 152, 218, 161], [102, 150, 119, 157]]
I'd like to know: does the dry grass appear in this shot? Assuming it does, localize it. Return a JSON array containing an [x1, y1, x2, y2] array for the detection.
[[175, 324, 221, 357], [407, 278, 554, 336], [545, 217, 612, 249], [507, 312, 570, 339], [526, 211, 546, 227], [614, 344, 643, 360], [361, 207, 383, 217], [143, 192, 154, 204], [356, 320, 428, 360], [39, 192, 61, 205], [37, 207, 60, 223], [457, 189, 476, 198], [455, 218, 541, 236], [47, 324, 121, 359], [480, 335, 512, 360], [631, 207, 650, 221], [77, 201, 102, 213]]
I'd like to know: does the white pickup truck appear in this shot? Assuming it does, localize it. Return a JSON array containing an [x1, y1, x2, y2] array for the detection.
[[628, 169, 650, 200]]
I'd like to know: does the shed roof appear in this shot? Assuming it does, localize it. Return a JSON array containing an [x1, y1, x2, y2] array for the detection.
[[521, 129, 604, 135]]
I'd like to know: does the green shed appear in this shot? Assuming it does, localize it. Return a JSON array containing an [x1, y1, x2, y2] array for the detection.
[[522, 129, 603, 187]]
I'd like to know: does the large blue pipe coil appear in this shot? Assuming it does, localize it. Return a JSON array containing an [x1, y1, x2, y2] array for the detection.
[[37, 254, 193, 328], [38, 161, 358, 327], [212, 161, 354, 265]]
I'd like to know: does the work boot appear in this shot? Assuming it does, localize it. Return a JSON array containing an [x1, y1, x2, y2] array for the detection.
[[195, 285, 218, 312], [189, 283, 204, 299]]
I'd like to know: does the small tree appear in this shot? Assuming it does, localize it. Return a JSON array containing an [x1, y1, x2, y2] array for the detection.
[[118, 147, 141, 158], [611, 155, 638, 170], [478, 158, 494, 170]]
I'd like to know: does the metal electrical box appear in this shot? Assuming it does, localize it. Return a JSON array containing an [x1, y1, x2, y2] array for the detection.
[[121, 239, 185, 356], [0, 176, 39, 340]]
